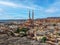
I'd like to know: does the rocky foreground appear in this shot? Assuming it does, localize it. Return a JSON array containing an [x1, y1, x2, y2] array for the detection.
[[0, 34, 49, 45]]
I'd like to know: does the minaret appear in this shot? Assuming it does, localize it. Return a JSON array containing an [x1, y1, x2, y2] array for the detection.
[[29, 10, 31, 19], [32, 10, 34, 20], [32, 10, 34, 28]]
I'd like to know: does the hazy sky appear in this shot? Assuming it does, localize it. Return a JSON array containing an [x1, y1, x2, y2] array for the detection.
[[0, 0, 60, 19]]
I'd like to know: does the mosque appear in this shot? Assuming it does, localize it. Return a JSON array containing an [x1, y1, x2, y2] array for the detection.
[[24, 10, 34, 28]]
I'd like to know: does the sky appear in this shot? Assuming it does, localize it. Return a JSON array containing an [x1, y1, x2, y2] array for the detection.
[[0, 0, 60, 20]]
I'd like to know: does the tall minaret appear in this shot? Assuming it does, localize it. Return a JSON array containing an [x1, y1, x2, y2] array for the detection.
[[29, 10, 31, 19], [32, 10, 34, 28], [32, 10, 34, 20]]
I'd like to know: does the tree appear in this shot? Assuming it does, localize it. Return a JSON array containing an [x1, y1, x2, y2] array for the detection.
[[15, 28, 20, 33], [20, 28, 29, 36], [21, 28, 28, 33], [15, 27, 29, 37], [41, 37, 47, 43], [53, 24, 56, 26], [57, 33, 60, 36]]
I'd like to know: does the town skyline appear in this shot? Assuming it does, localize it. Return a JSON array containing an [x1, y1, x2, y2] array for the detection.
[[0, 0, 60, 20]]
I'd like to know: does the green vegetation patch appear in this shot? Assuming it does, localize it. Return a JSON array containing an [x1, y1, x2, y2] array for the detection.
[[15, 27, 29, 37], [41, 37, 47, 43]]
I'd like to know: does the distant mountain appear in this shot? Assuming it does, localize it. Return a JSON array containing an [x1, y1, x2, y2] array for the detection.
[[47, 17, 60, 19], [0, 19, 26, 23]]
